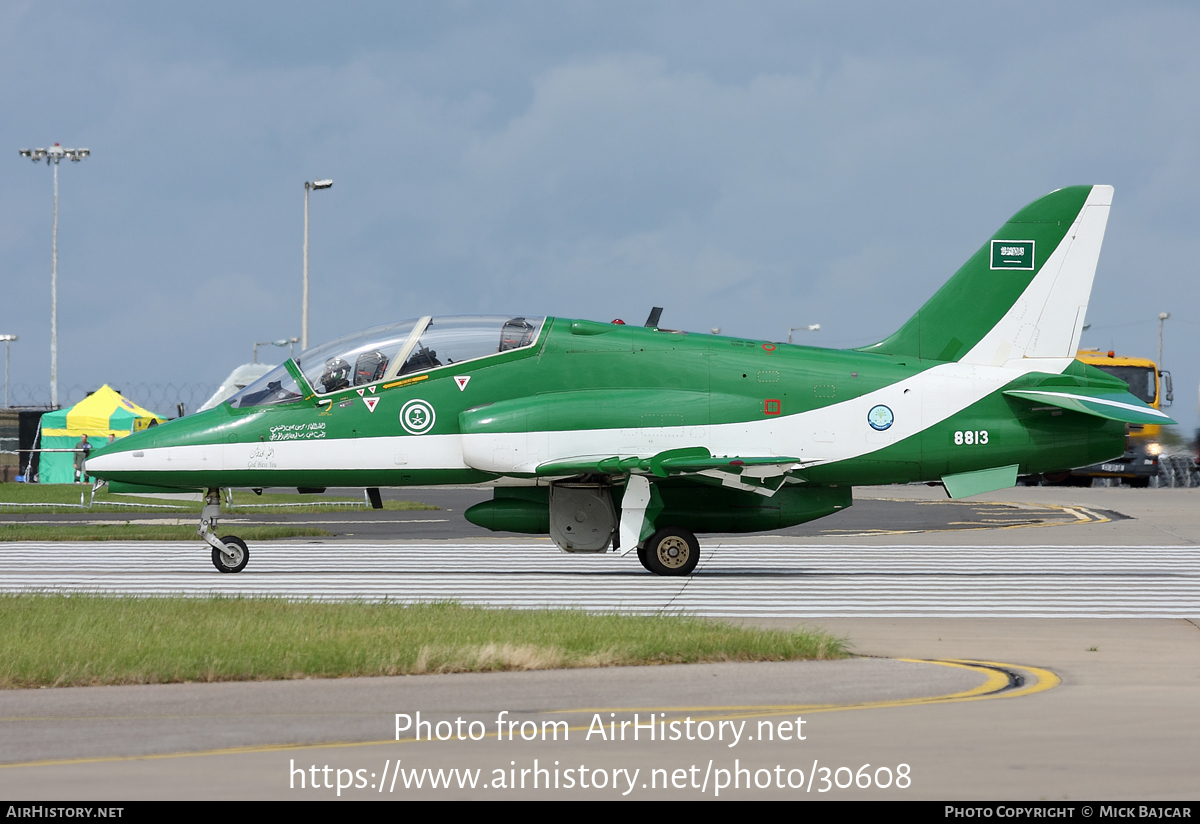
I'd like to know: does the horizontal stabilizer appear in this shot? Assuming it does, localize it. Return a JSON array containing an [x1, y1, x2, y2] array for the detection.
[[1003, 389, 1176, 426], [537, 446, 802, 478]]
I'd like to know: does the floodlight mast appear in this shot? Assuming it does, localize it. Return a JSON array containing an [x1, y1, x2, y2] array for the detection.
[[1157, 312, 1170, 368], [0, 335, 16, 408], [18, 144, 89, 409], [302, 179, 333, 351]]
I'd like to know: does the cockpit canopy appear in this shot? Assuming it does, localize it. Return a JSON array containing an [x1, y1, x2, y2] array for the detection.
[[227, 315, 544, 409]]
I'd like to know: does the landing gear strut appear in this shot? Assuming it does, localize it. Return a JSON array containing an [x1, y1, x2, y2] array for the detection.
[[637, 526, 700, 576], [200, 488, 249, 573]]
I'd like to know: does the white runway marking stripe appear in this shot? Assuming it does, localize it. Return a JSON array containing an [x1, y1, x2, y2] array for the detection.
[[2, 541, 1197, 617]]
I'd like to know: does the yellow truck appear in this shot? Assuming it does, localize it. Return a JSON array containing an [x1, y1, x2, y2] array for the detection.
[[1066, 349, 1174, 486]]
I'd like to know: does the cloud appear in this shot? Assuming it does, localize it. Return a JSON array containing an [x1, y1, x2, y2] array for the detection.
[[1, 3, 1198, 428]]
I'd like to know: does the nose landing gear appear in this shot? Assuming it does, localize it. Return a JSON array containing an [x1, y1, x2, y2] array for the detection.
[[199, 488, 249, 573]]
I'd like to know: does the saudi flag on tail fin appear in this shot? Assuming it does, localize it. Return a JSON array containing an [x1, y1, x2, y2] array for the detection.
[[861, 185, 1112, 365]]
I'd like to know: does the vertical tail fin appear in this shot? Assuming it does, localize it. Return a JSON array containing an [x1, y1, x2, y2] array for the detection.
[[860, 185, 1112, 364]]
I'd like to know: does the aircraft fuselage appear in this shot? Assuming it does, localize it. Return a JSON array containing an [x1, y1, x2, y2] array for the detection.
[[87, 318, 1124, 494]]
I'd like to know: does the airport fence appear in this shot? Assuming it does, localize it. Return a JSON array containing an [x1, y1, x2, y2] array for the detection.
[[6, 383, 218, 417]]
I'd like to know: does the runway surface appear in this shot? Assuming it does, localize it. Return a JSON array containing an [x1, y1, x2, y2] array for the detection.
[[4, 540, 1198, 618]]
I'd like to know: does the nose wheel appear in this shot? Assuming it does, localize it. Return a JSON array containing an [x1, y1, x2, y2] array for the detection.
[[199, 487, 251, 573], [211, 536, 249, 573], [637, 527, 700, 576]]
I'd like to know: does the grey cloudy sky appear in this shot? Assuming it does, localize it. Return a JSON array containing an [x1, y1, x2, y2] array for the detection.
[[3, 1, 1198, 434]]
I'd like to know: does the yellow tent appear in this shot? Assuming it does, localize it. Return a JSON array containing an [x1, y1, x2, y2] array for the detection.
[[38, 386, 165, 483]]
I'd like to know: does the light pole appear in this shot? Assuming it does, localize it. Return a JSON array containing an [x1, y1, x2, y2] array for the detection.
[[19, 144, 89, 409], [788, 324, 820, 344], [302, 179, 333, 351], [1157, 312, 1169, 367], [0, 335, 16, 408]]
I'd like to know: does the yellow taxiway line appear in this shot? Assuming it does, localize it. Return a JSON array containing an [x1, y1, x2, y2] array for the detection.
[[0, 658, 1057, 770]]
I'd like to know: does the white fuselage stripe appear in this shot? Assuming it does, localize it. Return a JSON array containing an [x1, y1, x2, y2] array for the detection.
[[88, 357, 1073, 478]]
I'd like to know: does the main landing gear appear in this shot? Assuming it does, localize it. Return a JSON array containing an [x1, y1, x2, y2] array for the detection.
[[636, 526, 700, 576], [200, 488, 249, 573]]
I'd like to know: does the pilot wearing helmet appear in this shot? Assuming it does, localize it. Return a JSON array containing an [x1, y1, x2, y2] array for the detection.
[[318, 357, 352, 393]]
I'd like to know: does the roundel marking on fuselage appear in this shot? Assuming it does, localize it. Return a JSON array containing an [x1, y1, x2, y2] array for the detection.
[[867, 404, 894, 431], [400, 399, 437, 435]]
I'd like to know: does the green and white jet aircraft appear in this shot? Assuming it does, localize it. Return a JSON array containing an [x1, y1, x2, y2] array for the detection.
[[87, 184, 1174, 576]]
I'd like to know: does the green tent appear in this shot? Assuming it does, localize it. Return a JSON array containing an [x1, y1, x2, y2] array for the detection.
[[38, 385, 165, 483]]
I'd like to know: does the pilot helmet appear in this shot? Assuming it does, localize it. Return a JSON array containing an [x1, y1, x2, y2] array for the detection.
[[320, 357, 352, 392]]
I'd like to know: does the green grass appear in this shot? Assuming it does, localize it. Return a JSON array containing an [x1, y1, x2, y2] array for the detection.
[[0, 595, 847, 688], [0, 483, 438, 513], [0, 524, 331, 542]]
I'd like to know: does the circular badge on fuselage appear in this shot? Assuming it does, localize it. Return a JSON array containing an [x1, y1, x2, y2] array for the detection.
[[867, 404, 894, 431], [399, 399, 436, 435]]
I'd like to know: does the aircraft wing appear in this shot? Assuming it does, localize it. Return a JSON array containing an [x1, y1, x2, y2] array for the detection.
[[1003, 388, 1176, 426], [536, 446, 802, 477], [536, 446, 805, 498]]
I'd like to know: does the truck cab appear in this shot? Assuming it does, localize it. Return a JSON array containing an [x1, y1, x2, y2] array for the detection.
[[1068, 349, 1173, 486]]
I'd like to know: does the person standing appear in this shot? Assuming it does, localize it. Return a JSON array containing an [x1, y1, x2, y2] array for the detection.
[[74, 434, 92, 482]]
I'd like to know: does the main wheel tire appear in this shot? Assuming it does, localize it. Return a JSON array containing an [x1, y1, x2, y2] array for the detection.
[[640, 527, 700, 576], [212, 535, 249, 573]]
